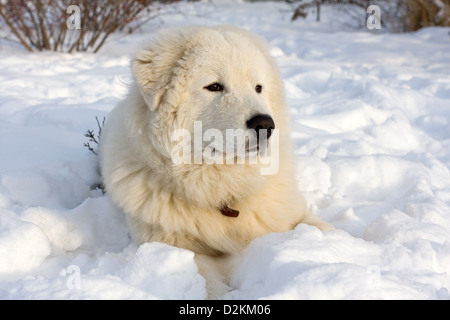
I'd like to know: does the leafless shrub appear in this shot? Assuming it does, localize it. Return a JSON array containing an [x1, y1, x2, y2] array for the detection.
[[402, 0, 450, 31], [0, 0, 178, 53], [289, 0, 370, 22], [290, 0, 450, 32]]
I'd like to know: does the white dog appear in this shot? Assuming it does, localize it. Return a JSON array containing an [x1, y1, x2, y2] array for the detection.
[[99, 26, 332, 298]]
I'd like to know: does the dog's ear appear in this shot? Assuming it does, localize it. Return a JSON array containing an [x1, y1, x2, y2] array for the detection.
[[132, 29, 188, 111], [132, 49, 166, 111]]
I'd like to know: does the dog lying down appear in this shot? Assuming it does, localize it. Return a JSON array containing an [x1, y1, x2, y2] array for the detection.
[[99, 25, 333, 298]]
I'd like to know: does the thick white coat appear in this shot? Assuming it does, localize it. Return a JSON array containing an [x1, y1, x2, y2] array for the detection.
[[99, 26, 332, 297]]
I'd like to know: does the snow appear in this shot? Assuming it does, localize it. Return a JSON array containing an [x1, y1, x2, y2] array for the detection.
[[1, 1, 450, 299]]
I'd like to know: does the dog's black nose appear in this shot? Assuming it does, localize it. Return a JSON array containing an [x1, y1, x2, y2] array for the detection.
[[246, 114, 275, 139]]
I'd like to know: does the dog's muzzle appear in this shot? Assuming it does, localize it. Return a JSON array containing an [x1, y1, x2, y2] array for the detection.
[[246, 114, 275, 141]]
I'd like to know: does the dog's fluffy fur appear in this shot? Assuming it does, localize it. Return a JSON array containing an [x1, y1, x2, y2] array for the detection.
[[99, 26, 332, 298]]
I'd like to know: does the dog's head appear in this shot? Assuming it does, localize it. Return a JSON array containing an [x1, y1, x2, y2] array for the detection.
[[130, 26, 286, 208], [132, 26, 285, 164]]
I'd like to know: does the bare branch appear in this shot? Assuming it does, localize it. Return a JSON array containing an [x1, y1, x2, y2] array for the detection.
[[1, 0, 179, 53], [0, 3, 34, 51]]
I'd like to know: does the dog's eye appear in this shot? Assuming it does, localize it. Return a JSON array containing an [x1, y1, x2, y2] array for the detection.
[[204, 83, 224, 92], [255, 85, 262, 94]]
